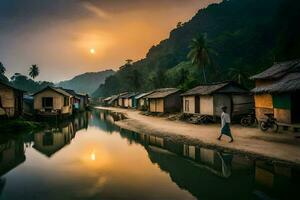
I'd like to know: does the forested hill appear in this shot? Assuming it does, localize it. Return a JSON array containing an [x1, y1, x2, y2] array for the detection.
[[57, 70, 115, 95], [93, 0, 300, 97]]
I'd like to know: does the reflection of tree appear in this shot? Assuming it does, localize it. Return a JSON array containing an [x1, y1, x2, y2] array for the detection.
[[89, 110, 120, 133], [0, 137, 26, 196]]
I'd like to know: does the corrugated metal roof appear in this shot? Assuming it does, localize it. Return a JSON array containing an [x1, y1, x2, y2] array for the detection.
[[145, 88, 180, 99], [252, 72, 300, 93], [251, 60, 300, 80]]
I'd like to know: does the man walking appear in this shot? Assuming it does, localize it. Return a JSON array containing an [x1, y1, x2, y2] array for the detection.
[[218, 106, 234, 143]]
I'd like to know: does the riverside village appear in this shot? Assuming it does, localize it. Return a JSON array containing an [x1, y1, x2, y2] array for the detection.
[[0, 0, 300, 199]]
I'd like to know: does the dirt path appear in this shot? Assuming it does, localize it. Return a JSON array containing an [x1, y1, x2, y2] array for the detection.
[[96, 106, 300, 165]]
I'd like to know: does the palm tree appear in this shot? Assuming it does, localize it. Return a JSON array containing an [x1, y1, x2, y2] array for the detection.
[[188, 34, 212, 83], [29, 64, 39, 79], [228, 67, 249, 85], [0, 62, 5, 75]]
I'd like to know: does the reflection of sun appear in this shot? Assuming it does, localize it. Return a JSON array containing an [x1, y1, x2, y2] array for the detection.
[[91, 151, 96, 161], [90, 48, 96, 54]]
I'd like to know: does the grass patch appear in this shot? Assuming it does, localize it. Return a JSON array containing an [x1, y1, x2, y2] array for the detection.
[[0, 119, 45, 134]]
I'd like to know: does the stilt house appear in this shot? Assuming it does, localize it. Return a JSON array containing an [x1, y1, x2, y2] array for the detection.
[[0, 80, 24, 118]]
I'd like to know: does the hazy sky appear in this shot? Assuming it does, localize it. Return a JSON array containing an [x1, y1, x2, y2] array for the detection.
[[0, 0, 219, 82]]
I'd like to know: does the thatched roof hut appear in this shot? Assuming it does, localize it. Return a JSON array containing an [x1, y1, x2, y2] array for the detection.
[[251, 60, 300, 125]]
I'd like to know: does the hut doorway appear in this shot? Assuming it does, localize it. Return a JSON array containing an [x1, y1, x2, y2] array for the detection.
[[291, 92, 300, 123], [195, 96, 200, 113]]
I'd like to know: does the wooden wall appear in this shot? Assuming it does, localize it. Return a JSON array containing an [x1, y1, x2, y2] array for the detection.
[[254, 94, 274, 121], [128, 98, 133, 108], [232, 94, 254, 116], [200, 95, 214, 115], [118, 98, 123, 107], [149, 99, 164, 112], [164, 92, 181, 113], [182, 96, 195, 114], [0, 84, 23, 117], [124, 98, 129, 108], [213, 94, 231, 117]]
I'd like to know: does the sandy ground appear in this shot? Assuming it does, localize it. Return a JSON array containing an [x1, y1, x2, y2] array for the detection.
[[96, 106, 300, 165]]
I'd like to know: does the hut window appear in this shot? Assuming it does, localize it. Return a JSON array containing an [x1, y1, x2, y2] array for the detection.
[[185, 100, 189, 112], [42, 97, 53, 107], [64, 97, 69, 106]]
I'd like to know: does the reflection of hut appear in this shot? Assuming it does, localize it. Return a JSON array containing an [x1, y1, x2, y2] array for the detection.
[[145, 88, 181, 113], [0, 139, 25, 177], [0, 80, 24, 118], [181, 82, 253, 118], [251, 60, 300, 126], [254, 161, 300, 199], [33, 123, 75, 157], [147, 146, 252, 200]]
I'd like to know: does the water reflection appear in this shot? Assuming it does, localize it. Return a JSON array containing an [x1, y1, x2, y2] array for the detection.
[[0, 110, 299, 200]]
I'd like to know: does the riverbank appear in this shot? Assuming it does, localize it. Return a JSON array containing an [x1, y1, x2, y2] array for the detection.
[[0, 118, 45, 134], [96, 106, 300, 166]]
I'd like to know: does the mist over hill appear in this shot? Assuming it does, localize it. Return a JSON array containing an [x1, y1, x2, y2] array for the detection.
[[93, 0, 300, 97], [58, 70, 115, 95]]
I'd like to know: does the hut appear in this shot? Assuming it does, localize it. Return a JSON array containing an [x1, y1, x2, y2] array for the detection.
[[118, 92, 129, 107], [251, 60, 300, 125], [77, 93, 89, 110], [135, 92, 154, 110], [61, 89, 89, 111], [181, 82, 253, 118], [0, 80, 24, 118], [103, 96, 112, 106], [118, 92, 128, 107], [145, 88, 181, 113], [107, 95, 119, 107], [122, 93, 138, 108], [33, 86, 74, 116]]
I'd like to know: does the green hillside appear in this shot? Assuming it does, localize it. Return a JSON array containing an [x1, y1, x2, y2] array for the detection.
[[93, 0, 300, 97]]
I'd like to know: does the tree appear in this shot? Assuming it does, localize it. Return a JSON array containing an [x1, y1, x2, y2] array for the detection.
[[125, 59, 133, 65], [177, 22, 182, 28], [188, 34, 212, 83], [29, 64, 39, 79], [0, 62, 5, 75], [228, 67, 249, 86]]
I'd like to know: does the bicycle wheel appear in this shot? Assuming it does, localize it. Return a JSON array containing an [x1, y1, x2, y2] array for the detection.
[[260, 121, 269, 132]]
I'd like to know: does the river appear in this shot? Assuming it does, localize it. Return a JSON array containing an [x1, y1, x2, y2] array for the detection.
[[0, 109, 299, 200]]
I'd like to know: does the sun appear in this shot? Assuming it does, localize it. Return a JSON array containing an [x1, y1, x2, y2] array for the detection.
[[90, 48, 96, 54]]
